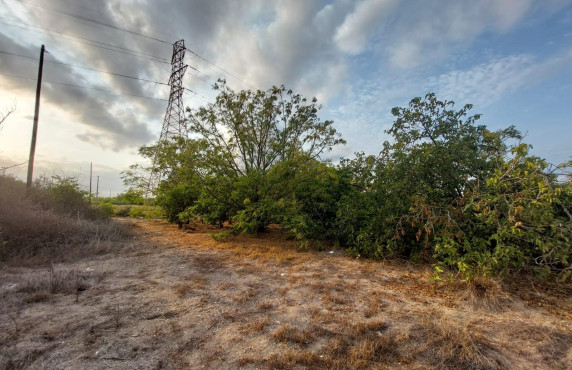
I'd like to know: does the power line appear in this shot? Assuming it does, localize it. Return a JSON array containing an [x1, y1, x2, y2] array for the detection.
[[17, 0, 172, 46], [0, 18, 210, 83], [0, 16, 170, 62], [0, 18, 172, 65], [1, 51, 213, 104], [15, 0, 256, 89], [0, 160, 28, 170], [1, 50, 170, 87], [185, 48, 259, 90], [0, 72, 168, 102], [48, 59, 171, 87], [183, 88, 211, 103]]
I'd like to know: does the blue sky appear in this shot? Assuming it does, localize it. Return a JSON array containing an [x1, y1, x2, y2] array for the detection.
[[0, 0, 571, 194]]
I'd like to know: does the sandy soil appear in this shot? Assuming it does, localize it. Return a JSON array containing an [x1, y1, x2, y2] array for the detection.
[[1, 219, 571, 369]]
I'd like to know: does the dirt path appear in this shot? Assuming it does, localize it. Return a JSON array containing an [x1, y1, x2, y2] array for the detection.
[[1, 219, 571, 369]]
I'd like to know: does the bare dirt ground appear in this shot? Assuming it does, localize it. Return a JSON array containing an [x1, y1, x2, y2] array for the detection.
[[1, 219, 571, 369]]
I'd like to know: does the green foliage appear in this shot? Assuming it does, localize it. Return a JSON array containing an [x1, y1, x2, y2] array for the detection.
[[128, 205, 164, 219], [128, 80, 345, 236], [114, 205, 132, 217], [155, 183, 199, 223], [433, 146, 572, 280], [127, 85, 571, 282], [31, 175, 88, 215], [211, 230, 236, 242], [95, 202, 115, 218], [114, 188, 145, 205], [337, 93, 571, 281]]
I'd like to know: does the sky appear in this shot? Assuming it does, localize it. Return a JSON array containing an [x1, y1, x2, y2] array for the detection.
[[0, 0, 571, 195]]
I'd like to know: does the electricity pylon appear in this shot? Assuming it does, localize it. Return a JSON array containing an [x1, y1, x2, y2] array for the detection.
[[148, 39, 188, 192]]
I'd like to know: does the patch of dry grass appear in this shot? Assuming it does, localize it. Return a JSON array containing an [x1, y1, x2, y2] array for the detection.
[[239, 316, 270, 334], [173, 274, 209, 297], [272, 324, 314, 346], [0, 176, 129, 265], [401, 318, 507, 369], [2, 218, 570, 369]]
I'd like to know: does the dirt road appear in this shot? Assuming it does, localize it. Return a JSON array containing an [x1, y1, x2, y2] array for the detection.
[[1, 219, 571, 369]]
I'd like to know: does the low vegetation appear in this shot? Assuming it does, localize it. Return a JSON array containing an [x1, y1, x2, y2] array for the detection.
[[2, 220, 569, 368], [0, 175, 129, 264]]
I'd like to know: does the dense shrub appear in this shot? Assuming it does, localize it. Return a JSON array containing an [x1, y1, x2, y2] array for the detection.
[[114, 205, 132, 217], [95, 202, 115, 217], [336, 94, 571, 281]]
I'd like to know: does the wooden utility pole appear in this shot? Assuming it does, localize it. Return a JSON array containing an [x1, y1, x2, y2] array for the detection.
[[89, 162, 93, 205], [26, 44, 46, 189], [96, 176, 100, 204]]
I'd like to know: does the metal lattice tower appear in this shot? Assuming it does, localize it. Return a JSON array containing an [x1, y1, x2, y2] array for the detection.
[[160, 39, 188, 141], [148, 40, 188, 192]]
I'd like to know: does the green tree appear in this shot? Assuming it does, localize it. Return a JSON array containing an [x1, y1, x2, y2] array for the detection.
[[130, 80, 345, 233], [339, 93, 571, 280], [189, 79, 344, 176]]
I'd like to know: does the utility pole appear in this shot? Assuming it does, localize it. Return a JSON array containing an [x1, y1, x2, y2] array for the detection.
[[26, 44, 45, 189], [89, 162, 93, 205], [96, 175, 99, 204]]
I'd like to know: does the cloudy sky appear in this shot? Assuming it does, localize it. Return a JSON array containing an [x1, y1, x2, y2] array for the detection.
[[1, 0, 571, 195]]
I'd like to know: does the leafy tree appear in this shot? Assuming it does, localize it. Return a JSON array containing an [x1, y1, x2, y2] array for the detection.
[[130, 80, 345, 233], [188, 79, 344, 176], [116, 188, 145, 205], [339, 93, 571, 280]]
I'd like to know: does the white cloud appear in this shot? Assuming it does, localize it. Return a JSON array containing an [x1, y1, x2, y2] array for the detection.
[[386, 0, 572, 69], [427, 55, 535, 106], [427, 47, 572, 106], [334, 0, 400, 54]]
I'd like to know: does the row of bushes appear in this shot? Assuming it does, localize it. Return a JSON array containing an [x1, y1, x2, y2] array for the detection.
[[126, 85, 571, 281]]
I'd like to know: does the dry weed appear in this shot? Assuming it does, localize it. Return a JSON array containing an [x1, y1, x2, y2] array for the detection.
[[0, 187, 129, 265], [456, 277, 512, 311], [239, 316, 270, 334], [173, 274, 208, 297], [272, 324, 314, 346], [404, 318, 506, 369], [233, 288, 257, 304], [257, 300, 274, 311]]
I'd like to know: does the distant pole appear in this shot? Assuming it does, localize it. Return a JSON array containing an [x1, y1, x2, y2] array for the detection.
[[89, 162, 93, 205], [96, 175, 100, 203], [26, 44, 46, 189]]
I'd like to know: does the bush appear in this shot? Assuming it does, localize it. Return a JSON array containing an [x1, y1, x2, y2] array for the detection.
[[29, 175, 90, 216], [95, 202, 115, 217], [128, 206, 164, 219], [0, 175, 129, 264], [337, 94, 571, 281], [114, 205, 132, 217], [431, 146, 572, 281]]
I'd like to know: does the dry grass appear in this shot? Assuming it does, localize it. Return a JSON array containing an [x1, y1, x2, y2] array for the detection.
[[401, 318, 506, 369], [173, 274, 209, 297], [1, 218, 571, 369], [272, 324, 314, 346], [239, 316, 270, 334], [0, 176, 130, 265]]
